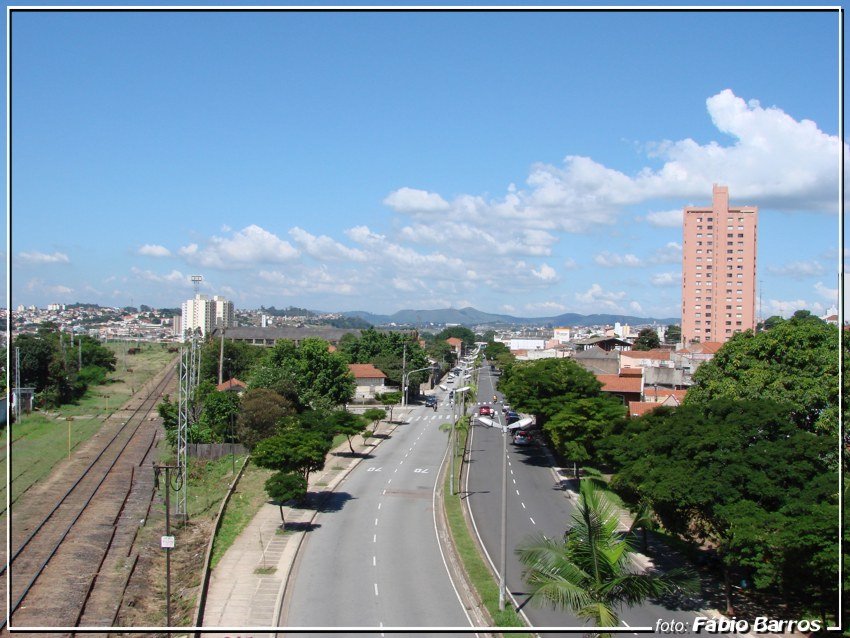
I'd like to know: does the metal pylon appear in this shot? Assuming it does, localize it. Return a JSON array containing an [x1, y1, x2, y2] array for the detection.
[[175, 332, 200, 521]]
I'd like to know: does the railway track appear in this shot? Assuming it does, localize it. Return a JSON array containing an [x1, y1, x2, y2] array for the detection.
[[2, 360, 178, 631]]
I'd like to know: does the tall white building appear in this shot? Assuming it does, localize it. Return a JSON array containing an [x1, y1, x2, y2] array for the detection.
[[181, 294, 234, 339]]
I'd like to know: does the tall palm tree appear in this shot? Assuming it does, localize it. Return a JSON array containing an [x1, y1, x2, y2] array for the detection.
[[516, 480, 697, 636]]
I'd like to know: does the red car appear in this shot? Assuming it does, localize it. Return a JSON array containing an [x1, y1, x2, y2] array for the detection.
[[478, 405, 492, 416]]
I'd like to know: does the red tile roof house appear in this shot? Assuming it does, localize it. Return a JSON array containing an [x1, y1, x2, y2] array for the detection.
[[348, 363, 389, 400], [445, 337, 463, 357], [596, 368, 644, 405], [216, 378, 247, 394], [628, 394, 683, 418]]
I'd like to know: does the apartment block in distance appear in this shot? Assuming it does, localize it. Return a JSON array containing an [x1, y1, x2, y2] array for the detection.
[[682, 185, 757, 344], [181, 294, 234, 339]]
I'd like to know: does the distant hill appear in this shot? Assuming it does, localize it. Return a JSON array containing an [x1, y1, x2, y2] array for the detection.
[[342, 307, 678, 328]]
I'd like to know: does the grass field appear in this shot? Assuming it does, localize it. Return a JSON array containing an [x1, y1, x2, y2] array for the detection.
[[209, 461, 273, 570], [5, 342, 178, 509]]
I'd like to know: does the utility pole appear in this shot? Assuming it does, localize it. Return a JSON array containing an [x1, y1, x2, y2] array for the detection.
[[401, 344, 407, 406], [154, 464, 178, 636], [218, 326, 226, 386]]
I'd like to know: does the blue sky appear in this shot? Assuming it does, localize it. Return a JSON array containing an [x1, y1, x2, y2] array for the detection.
[[8, 7, 845, 319]]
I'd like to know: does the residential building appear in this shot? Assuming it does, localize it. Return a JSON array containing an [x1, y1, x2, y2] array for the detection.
[[682, 185, 757, 344], [181, 294, 235, 338], [348, 363, 389, 400]]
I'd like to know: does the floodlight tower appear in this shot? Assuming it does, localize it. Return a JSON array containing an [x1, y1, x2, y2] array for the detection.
[[191, 274, 203, 297]]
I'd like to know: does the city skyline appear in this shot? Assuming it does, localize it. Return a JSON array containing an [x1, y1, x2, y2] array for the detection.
[[8, 8, 845, 319]]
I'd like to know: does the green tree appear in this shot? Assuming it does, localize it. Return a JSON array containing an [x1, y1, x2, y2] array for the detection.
[[517, 480, 696, 635], [499, 358, 603, 430], [264, 471, 308, 525], [609, 398, 837, 616], [685, 314, 842, 434], [237, 388, 296, 449], [436, 326, 476, 350], [252, 428, 333, 483], [362, 408, 387, 438], [199, 338, 264, 385], [632, 328, 661, 351], [544, 395, 626, 467], [198, 391, 241, 442], [663, 324, 681, 344], [328, 410, 368, 454]]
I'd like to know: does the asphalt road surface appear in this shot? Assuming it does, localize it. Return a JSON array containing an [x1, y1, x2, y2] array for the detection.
[[465, 365, 733, 637], [281, 395, 473, 637]]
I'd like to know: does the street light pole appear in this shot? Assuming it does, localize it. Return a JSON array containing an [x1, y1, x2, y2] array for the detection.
[[496, 407, 508, 611]]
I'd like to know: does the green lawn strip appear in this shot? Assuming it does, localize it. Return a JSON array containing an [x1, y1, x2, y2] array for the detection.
[[185, 455, 249, 519], [9, 413, 105, 501], [209, 461, 273, 570], [443, 429, 530, 634]]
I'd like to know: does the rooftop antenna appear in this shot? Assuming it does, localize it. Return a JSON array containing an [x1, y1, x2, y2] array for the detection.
[[191, 274, 203, 297]]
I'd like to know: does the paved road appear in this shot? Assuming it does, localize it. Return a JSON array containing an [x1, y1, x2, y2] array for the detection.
[[281, 396, 472, 636], [466, 365, 731, 637]]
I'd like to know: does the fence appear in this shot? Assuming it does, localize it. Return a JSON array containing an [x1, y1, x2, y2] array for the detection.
[[188, 443, 247, 459]]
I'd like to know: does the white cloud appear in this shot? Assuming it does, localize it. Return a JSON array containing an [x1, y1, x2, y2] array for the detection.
[[383, 187, 450, 213], [814, 281, 837, 301], [289, 227, 368, 262], [137, 244, 171, 258], [346, 225, 386, 246], [766, 260, 826, 278], [629, 301, 644, 314], [531, 263, 557, 281], [562, 257, 578, 270], [644, 209, 682, 228], [131, 268, 189, 285], [594, 252, 643, 267], [575, 283, 627, 310], [178, 225, 299, 269], [18, 251, 70, 265], [765, 298, 826, 318], [651, 272, 680, 286]]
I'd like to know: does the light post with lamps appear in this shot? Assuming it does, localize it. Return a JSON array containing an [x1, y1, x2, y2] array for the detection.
[[401, 366, 434, 407], [449, 385, 470, 495]]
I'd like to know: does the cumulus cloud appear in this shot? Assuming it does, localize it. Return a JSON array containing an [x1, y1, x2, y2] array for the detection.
[[629, 301, 644, 314], [258, 267, 357, 296], [651, 272, 680, 286], [814, 281, 838, 301], [383, 187, 450, 213], [532, 263, 557, 281], [766, 260, 826, 278], [765, 298, 826, 318], [525, 301, 567, 313], [18, 251, 70, 265], [289, 227, 368, 262], [130, 267, 188, 285], [383, 90, 843, 238], [594, 252, 643, 267], [575, 283, 627, 310], [644, 209, 682, 228], [178, 225, 299, 269], [138, 244, 171, 258]]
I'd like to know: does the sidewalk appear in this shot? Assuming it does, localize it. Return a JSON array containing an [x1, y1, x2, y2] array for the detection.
[[200, 408, 412, 636]]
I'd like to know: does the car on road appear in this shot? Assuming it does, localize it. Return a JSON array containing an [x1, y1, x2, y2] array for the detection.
[[512, 430, 532, 445], [478, 405, 492, 416], [506, 411, 520, 424], [424, 395, 437, 408]]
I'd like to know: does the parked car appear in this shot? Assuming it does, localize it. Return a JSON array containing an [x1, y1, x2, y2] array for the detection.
[[513, 430, 533, 445], [478, 405, 492, 416], [506, 411, 520, 424]]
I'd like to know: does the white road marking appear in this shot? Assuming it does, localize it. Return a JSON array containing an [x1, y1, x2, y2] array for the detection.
[[373, 556, 376, 566], [521, 502, 526, 509], [530, 517, 536, 525], [375, 518, 379, 526], [512, 478, 516, 485], [378, 503, 382, 510], [373, 534, 377, 542], [516, 489, 520, 495], [374, 583, 379, 596]]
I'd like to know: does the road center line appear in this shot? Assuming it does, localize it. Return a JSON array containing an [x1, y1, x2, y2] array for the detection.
[[378, 503, 382, 509], [374, 583, 379, 596], [530, 517, 536, 525], [521, 502, 526, 509], [373, 556, 376, 566], [373, 534, 377, 542], [375, 518, 379, 526]]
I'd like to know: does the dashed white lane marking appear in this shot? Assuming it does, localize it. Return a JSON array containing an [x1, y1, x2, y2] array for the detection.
[[378, 503, 382, 509], [373, 555, 376, 566], [382, 489, 386, 495], [521, 502, 526, 509], [373, 534, 377, 542], [516, 489, 520, 496], [530, 517, 536, 525], [374, 583, 379, 596], [375, 518, 379, 526], [512, 478, 517, 485]]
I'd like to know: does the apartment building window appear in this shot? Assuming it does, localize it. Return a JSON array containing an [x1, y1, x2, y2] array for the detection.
[[695, 313, 701, 318], [738, 233, 744, 238], [736, 313, 742, 318], [697, 233, 703, 238], [738, 226, 744, 230], [727, 225, 733, 230], [707, 225, 713, 230], [727, 241, 734, 247], [707, 217, 713, 221], [736, 321, 742, 326], [697, 225, 703, 230]]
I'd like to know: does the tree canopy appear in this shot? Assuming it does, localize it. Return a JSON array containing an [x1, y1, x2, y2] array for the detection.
[[632, 328, 661, 351], [684, 314, 842, 434], [607, 398, 837, 615]]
